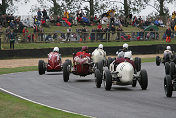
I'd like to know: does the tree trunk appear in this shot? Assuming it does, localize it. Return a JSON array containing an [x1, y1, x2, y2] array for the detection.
[[90, 0, 94, 16], [124, 0, 128, 17], [159, 0, 164, 16], [2, 0, 7, 14], [52, 0, 58, 16]]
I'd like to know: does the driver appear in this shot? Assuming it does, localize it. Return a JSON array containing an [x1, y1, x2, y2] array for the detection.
[[53, 47, 59, 53], [163, 46, 173, 60], [75, 46, 91, 57], [92, 44, 106, 58], [115, 51, 135, 69], [117, 43, 131, 58]]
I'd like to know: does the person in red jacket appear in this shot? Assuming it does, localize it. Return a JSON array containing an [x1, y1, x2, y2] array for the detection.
[[166, 27, 171, 42]]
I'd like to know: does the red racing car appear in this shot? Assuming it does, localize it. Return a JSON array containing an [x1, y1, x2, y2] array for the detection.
[[38, 47, 62, 75], [63, 46, 94, 82]]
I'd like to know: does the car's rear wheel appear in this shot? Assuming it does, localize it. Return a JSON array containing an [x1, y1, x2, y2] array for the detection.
[[104, 69, 112, 91], [65, 59, 72, 67], [38, 60, 45, 75], [95, 69, 102, 88], [107, 57, 113, 69], [139, 69, 148, 90], [97, 60, 103, 74], [134, 57, 141, 72], [170, 62, 175, 77], [165, 62, 170, 75], [63, 61, 70, 82], [164, 75, 173, 97], [156, 56, 161, 66]]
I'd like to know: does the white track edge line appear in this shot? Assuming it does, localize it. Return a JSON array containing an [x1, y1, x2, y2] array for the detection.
[[0, 87, 95, 118]]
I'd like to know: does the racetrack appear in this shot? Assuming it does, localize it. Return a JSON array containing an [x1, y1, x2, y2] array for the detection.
[[0, 62, 176, 118]]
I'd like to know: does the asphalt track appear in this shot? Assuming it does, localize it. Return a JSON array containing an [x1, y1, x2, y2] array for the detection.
[[0, 62, 176, 118]]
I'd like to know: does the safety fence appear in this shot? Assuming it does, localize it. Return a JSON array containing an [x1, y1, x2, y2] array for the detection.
[[1, 31, 176, 44]]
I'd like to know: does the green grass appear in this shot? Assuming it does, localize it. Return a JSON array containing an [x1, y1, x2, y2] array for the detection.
[[2, 40, 176, 50], [0, 91, 88, 118], [0, 57, 155, 118]]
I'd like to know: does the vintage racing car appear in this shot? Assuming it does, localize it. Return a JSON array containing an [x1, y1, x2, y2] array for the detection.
[[95, 52, 147, 90], [38, 48, 62, 75]]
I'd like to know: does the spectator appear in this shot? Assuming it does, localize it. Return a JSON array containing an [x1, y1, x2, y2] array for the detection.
[[104, 24, 110, 40], [37, 9, 42, 21], [68, 15, 74, 24], [5, 26, 11, 42], [42, 9, 48, 20], [64, 9, 69, 19], [39, 26, 44, 41], [81, 26, 88, 41], [9, 30, 15, 49], [33, 24, 39, 42], [67, 27, 72, 41], [166, 27, 172, 42], [22, 27, 28, 41], [77, 15, 82, 25]]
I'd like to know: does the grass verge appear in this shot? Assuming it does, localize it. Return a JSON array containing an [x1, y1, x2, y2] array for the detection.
[[0, 57, 155, 118], [2, 40, 176, 50]]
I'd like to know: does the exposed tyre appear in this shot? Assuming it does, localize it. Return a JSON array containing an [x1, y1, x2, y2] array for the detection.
[[165, 62, 170, 75], [156, 56, 161, 66], [134, 57, 141, 72], [97, 60, 103, 74], [103, 69, 112, 91], [65, 59, 72, 67], [164, 75, 173, 97], [38, 60, 45, 75], [139, 69, 148, 90], [165, 54, 170, 63], [63, 61, 70, 82], [170, 62, 175, 77], [107, 57, 113, 69], [95, 69, 102, 88], [132, 80, 137, 87]]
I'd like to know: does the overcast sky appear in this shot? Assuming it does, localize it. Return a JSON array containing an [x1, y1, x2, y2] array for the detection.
[[11, 0, 176, 18]]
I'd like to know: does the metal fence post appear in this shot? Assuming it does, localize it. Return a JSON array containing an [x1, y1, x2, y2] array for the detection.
[[0, 36, 1, 50]]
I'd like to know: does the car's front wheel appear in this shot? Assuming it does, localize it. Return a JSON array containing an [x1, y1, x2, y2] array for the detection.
[[38, 60, 45, 75], [164, 75, 173, 97], [103, 69, 112, 91], [63, 61, 70, 82], [139, 69, 148, 90], [95, 69, 102, 88]]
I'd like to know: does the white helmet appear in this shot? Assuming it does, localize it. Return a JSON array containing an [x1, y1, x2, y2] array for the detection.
[[123, 43, 128, 49], [53, 47, 59, 52], [166, 46, 171, 50], [98, 44, 103, 49], [124, 51, 132, 59]]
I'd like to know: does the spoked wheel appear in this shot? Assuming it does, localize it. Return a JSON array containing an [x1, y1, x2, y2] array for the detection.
[[156, 56, 161, 66], [38, 60, 46, 75], [134, 57, 141, 72], [63, 61, 70, 82], [164, 75, 173, 97], [103, 69, 112, 91], [165, 62, 170, 75], [95, 69, 102, 88], [170, 62, 175, 77], [139, 69, 148, 90]]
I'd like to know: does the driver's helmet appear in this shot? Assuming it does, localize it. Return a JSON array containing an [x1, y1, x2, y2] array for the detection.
[[123, 43, 128, 49], [53, 47, 59, 52], [98, 44, 103, 49], [124, 51, 132, 59], [166, 46, 171, 50], [82, 46, 88, 52]]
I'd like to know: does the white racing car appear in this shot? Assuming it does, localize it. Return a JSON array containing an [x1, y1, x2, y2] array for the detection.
[[95, 52, 148, 90]]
